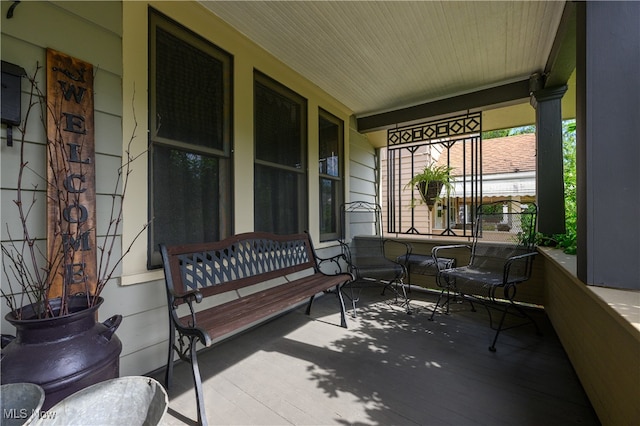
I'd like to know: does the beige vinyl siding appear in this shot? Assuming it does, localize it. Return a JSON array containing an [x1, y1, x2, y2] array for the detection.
[[380, 148, 433, 235], [98, 279, 168, 376], [348, 124, 377, 205], [0, 0, 124, 292], [0, 1, 168, 376]]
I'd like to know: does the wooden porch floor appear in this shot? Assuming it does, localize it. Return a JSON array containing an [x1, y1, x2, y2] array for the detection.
[[151, 285, 600, 425]]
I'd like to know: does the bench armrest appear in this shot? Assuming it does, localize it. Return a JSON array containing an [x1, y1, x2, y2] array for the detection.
[[167, 288, 212, 347], [314, 243, 348, 274], [170, 288, 203, 305]]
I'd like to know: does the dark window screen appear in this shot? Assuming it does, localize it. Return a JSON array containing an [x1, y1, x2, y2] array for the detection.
[[255, 83, 302, 167], [254, 164, 302, 235], [152, 145, 219, 246], [253, 73, 307, 234], [149, 10, 233, 268], [156, 27, 224, 150]]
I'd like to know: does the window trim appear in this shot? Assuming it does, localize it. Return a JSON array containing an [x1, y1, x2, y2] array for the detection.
[[253, 70, 308, 234], [147, 9, 234, 268], [318, 108, 344, 242]]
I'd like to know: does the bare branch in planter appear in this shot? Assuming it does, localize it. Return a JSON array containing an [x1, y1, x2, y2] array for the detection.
[[94, 88, 150, 302], [2, 66, 148, 318], [0, 65, 55, 319]]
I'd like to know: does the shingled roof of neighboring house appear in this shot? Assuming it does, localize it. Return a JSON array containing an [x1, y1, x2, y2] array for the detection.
[[437, 133, 536, 175]]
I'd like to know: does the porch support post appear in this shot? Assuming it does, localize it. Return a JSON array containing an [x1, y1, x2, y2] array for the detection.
[[576, 1, 640, 289], [531, 85, 567, 236]]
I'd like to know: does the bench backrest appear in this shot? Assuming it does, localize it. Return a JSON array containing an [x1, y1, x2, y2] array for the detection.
[[160, 232, 318, 302]]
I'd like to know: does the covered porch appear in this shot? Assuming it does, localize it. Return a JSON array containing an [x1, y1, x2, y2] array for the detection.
[[152, 284, 598, 425], [1, 1, 638, 425]]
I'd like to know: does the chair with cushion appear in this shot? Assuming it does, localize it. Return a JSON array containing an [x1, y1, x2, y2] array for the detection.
[[432, 200, 540, 351], [339, 201, 411, 314]]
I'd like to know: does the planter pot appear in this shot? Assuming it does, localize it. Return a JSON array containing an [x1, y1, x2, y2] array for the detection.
[[0, 296, 122, 410], [417, 180, 444, 208]]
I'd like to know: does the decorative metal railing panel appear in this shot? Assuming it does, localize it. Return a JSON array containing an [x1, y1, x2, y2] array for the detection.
[[388, 114, 481, 146], [386, 113, 482, 237]]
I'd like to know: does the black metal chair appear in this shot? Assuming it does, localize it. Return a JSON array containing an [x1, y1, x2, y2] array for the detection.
[[432, 200, 541, 351], [339, 201, 411, 315]]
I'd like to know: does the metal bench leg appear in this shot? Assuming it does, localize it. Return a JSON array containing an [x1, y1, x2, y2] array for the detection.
[[165, 321, 175, 389], [305, 295, 315, 316], [189, 337, 208, 426]]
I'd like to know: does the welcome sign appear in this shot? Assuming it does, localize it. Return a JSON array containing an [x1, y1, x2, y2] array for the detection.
[[46, 49, 97, 298]]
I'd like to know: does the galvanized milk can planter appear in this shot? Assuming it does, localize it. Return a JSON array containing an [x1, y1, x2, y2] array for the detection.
[[1, 53, 146, 410], [1, 297, 122, 410]]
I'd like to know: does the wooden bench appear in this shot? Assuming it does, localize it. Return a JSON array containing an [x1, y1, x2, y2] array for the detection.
[[160, 231, 352, 426]]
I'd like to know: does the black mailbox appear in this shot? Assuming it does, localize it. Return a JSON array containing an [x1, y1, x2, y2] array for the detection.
[[1, 60, 26, 146]]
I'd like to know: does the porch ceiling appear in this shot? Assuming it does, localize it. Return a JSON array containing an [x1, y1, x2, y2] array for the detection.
[[200, 0, 574, 143]]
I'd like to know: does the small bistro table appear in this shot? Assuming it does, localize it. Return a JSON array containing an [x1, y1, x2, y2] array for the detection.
[[396, 253, 456, 293]]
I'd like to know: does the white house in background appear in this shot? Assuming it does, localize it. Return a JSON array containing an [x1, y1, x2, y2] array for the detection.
[[379, 133, 536, 234], [436, 133, 537, 229]]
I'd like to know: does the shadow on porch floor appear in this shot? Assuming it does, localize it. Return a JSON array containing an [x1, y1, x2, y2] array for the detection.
[[149, 285, 599, 425]]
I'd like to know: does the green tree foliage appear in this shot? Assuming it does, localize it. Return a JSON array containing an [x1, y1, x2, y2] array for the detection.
[[532, 120, 577, 252], [555, 120, 577, 254], [482, 122, 577, 253], [482, 125, 537, 139], [509, 125, 536, 135], [482, 129, 510, 139]]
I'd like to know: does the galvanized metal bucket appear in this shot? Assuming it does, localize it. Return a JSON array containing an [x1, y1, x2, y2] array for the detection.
[[0, 383, 45, 426], [33, 377, 168, 426]]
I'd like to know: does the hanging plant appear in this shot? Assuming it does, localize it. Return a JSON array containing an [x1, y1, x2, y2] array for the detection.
[[405, 163, 454, 209]]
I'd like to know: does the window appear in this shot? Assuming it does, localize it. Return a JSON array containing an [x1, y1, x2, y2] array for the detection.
[[148, 10, 233, 267], [254, 72, 308, 234], [318, 109, 344, 241]]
